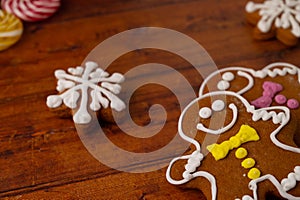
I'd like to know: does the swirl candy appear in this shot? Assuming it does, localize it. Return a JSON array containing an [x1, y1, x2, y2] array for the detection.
[[0, 10, 23, 51], [1, 0, 61, 22]]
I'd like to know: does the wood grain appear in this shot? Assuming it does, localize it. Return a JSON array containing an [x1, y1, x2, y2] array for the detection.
[[1, 0, 300, 199]]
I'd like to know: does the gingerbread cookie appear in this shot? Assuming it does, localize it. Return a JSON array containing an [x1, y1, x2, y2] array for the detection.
[[166, 62, 300, 199], [46, 61, 126, 124], [245, 0, 300, 46]]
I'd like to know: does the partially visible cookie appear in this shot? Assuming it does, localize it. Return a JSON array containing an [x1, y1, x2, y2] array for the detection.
[[245, 0, 300, 46], [46, 61, 126, 124], [166, 62, 300, 199]]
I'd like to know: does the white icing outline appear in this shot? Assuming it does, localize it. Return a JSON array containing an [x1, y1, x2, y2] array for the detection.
[[196, 103, 238, 135], [281, 166, 300, 192], [245, 0, 300, 38], [245, 173, 300, 200], [199, 67, 257, 96], [199, 62, 300, 97], [237, 71, 254, 95], [46, 61, 126, 124]]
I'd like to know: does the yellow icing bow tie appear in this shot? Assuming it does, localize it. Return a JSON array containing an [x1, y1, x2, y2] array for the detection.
[[207, 124, 259, 161]]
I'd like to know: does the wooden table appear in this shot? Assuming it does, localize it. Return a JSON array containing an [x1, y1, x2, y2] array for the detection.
[[1, 0, 300, 199]]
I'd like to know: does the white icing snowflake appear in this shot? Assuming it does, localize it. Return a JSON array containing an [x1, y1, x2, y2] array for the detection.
[[246, 0, 300, 37], [46, 61, 126, 124]]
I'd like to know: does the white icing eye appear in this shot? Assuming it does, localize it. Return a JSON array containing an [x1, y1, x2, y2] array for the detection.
[[212, 100, 225, 111], [199, 107, 212, 119], [222, 72, 235, 81], [217, 80, 230, 90]]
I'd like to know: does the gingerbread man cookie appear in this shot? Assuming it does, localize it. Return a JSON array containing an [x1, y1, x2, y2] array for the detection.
[[245, 0, 300, 46], [166, 62, 300, 199]]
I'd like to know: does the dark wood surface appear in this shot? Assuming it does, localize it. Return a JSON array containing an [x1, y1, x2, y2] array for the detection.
[[1, 0, 300, 199]]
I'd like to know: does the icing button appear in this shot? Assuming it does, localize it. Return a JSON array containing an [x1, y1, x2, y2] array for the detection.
[[241, 158, 256, 169], [0, 10, 23, 51], [222, 72, 235, 81], [235, 147, 248, 159], [199, 107, 212, 119], [287, 99, 299, 109], [1, 0, 61, 22], [211, 100, 225, 112], [247, 168, 261, 180], [275, 94, 287, 105]]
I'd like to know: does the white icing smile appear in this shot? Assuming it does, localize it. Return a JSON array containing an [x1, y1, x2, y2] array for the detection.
[[197, 103, 238, 135]]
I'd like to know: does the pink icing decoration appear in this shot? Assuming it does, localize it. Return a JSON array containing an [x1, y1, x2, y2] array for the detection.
[[275, 94, 287, 105], [251, 96, 273, 108], [263, 90, 274, 98], [287, 99, 299, 109], [262, 81, 283, 97]]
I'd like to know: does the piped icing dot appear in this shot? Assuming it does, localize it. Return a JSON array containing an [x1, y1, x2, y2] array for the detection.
[[211, 100, 225, 112], [235, 147, 248, 159], [217, 80, 230, 90], [241, 158, 255, 169], [287, 99, 299, 109], [222, 72, 235, 81], [199, 107, 212, 119], [247, 168, 261, 180], [275, 94, 287, 105]]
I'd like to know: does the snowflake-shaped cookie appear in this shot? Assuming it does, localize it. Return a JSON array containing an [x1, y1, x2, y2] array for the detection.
[[46, 61, 125, 124], [246, 0, 300, 46]]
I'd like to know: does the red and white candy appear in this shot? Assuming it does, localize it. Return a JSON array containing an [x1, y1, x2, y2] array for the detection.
[[1, 0, 60, 22]]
